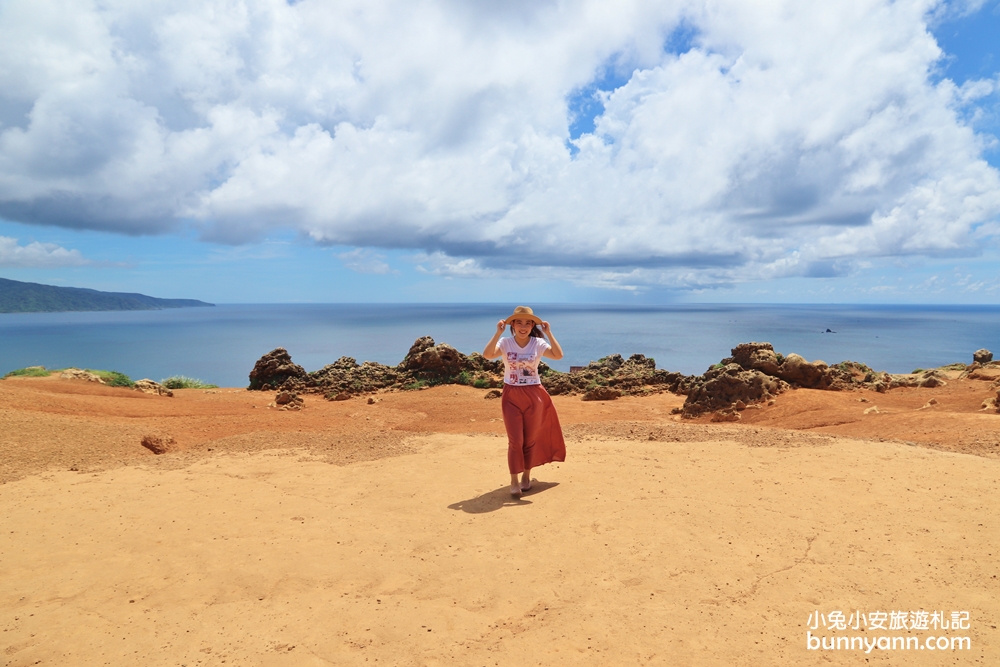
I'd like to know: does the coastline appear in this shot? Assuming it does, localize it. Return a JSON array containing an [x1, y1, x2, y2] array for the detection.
[[4, 302, 1000, 385]]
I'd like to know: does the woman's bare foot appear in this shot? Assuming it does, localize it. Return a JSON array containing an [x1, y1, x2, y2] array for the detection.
[[520, 471, 532, 492], [510, 484, 522, 497]]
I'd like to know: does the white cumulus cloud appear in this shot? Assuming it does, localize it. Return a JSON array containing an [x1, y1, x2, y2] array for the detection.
[[0, 236, 89, 267], [0, 0, 998, 289], [338, 248, 393, 275]]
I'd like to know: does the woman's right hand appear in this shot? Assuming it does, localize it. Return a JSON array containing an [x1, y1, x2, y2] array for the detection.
[[496, 319, 506, 333]]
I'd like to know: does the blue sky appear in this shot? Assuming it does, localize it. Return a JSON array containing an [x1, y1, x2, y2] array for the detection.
[[1, 0, 999, 304]]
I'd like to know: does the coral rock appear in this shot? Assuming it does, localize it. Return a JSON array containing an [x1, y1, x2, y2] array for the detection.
[[141, 434, 176, 455], [582, 386, 622, 401], [403, 341, 464, 376], [682, 364, 788, 417], [248, 348, 308, 391], [777, 354, 831, 389], [275, 391, 304, 410], [711, 409, 742, 422], [60, 368, 105, 384], [724, 342, 781, 375], [133, 379, 173, 397]]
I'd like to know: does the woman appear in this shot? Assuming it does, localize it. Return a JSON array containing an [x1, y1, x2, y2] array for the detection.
[[483, 306, 567, 497]]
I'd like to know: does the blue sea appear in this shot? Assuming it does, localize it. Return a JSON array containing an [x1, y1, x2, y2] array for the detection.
[[2, 303, 999, 387]]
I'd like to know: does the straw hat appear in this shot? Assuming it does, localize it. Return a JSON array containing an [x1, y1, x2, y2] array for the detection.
[[504, 305, 542, 325]]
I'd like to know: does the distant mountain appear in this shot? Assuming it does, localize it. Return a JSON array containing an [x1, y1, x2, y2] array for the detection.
[[0, 277, 215, 313]]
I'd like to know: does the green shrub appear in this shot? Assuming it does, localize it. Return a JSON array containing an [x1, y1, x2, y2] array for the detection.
[[911, 368, 924, 374], [3, 366, 54, 378], [710, 362, 725, 370], [87, 369, 134, 387], [161, 375, 218, 389], [456, 371, 472, 385], [472, 377, 492, 389], [403, 380, 427, 390]]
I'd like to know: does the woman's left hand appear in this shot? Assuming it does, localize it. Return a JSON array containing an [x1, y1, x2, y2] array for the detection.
[[540, 321, 551, 335]]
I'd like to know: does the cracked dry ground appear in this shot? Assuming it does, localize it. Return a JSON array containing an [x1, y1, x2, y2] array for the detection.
[[2, 376, 999, 666]]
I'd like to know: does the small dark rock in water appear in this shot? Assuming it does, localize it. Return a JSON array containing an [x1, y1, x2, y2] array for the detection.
[[825, 328, 836, 333], [974, 348, 993, 364]]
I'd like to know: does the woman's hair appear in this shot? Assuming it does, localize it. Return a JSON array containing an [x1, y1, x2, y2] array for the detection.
[[510, 323, 544, 338]]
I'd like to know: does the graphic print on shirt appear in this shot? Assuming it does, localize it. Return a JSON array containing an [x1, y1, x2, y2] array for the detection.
[[500, 337, 549, 386], [506, 350, 538, 385]]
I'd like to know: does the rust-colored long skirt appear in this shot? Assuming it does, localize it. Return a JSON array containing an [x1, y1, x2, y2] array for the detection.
[[501, 384, 566, 474]]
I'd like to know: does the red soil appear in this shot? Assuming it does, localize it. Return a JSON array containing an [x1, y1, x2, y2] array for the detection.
[[2, 373, 998, 484]]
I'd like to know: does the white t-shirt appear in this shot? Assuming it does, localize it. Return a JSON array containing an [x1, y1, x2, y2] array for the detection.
[[498, 336, 551, 386]]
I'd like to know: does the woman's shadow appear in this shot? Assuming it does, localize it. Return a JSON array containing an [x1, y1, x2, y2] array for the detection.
[[448, 480, 559, 514]]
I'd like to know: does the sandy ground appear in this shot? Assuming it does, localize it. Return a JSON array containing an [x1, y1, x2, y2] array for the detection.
[[2, 376, 999, 665]]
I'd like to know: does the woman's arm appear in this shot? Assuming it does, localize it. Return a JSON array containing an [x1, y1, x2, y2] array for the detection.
[[483, 320, 506, 359], [540, 321, 563, 360]]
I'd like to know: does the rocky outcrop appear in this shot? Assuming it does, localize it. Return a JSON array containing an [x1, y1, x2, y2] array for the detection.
[[677, 341, 958, 419], [963, 362, 1000, 381], [248, 348, 308, 391], [309, 358, 401, 397], [682, 363, 788, 418], [402, 338, 462, 375], [776, 353, 833, 389], [542, 354, 690, 397], [974, 349, 993, 364], [246, 338, 975, 409], [247, 337, 505, 399], [133, 379, 174, 397], [716, 342, 873, 391], [246, 340, 690, 400], [724, 342, 781, 375], [60, 368, 105, 383]]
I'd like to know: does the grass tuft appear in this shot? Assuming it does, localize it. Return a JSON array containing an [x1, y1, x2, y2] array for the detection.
[[3, 366, 55, 379], [86, 369, 135, 387], [161, 375, 218, 390]]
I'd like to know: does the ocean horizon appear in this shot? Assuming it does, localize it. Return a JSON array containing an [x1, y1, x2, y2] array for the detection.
[[2, 302, 999, 388]]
